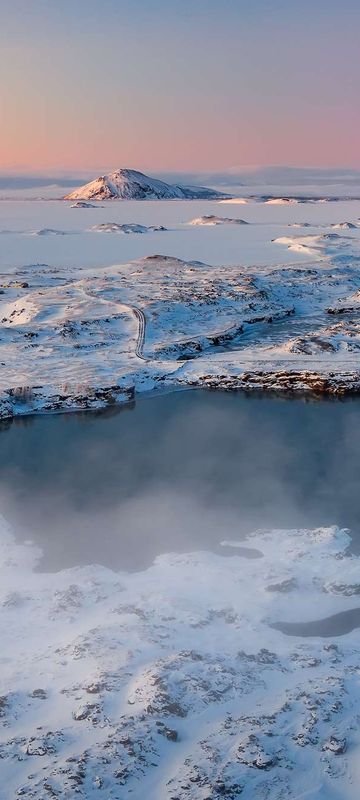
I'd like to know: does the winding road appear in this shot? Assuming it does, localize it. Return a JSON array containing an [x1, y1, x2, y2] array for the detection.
[[132, 306, 147, 360], [80, 284, 147, 361]]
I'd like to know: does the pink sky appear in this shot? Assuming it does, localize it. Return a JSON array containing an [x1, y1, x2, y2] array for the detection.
[[1, 0, 360, 174]]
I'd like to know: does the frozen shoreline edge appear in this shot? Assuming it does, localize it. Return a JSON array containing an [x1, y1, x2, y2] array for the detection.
[[2, 367, 360, 423]]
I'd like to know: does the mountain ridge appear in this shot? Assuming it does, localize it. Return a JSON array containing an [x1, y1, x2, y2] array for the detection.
[[64, 168, 229, 201]]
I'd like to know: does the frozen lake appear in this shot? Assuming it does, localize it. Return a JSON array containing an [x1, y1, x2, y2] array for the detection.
[[1, 196, 360, 271], [1, 390, 360, 571]]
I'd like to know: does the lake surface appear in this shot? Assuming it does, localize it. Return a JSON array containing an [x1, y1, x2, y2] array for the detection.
[[1, 389, 360, 572]]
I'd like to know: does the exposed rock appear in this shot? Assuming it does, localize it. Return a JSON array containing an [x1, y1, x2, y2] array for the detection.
[[30, 689, 47, 700], [322, 735, 347, 755], [72, 703, 99, 721], [156, 722, 178, 742]]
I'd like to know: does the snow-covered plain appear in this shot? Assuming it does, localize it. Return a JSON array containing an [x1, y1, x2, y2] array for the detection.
[[1, 193, 360, 415]]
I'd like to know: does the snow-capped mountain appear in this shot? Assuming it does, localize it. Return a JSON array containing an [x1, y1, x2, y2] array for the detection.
[[64, 168, 228, 201]]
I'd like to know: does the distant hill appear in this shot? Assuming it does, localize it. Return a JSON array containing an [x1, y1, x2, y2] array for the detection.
[[64, 168, 229, 201]]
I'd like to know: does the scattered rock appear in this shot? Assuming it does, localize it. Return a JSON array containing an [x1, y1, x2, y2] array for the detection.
[[26, 740, 55, 756], [72, 703, 98, 721], [156, 722, 178, 742], [30, 689, 47, 700], [322, 735, 347, 755]]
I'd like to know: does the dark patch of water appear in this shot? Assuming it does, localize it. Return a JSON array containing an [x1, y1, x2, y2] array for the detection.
[[1, 390, 360, 571]]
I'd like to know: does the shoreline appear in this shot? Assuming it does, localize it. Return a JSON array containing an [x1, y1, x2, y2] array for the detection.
[[2, 367, 360, 426]]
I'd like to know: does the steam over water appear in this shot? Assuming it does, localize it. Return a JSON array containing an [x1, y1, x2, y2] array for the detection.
[[1, 390, 360, 571]]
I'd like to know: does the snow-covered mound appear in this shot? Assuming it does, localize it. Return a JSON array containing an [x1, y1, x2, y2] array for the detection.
[[189, 215, 248, 226], [331, 222, 357, 230], [327, 289, 360, 315], [30, 228, 68, 236], [218, 197, 250, 205], [90, 222, 167, 234], [265, 197, 299, 205], [70, 201, 98, 209], [272, 232, 354, 258], [285, 320, 360, 355], [65, 168, 228, 201]]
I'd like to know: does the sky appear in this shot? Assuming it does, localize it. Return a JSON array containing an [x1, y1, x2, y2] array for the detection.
[[1, 0, 360, 174]]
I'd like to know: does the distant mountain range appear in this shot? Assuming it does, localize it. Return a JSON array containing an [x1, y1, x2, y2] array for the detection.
[[64, 168, 228, 201]]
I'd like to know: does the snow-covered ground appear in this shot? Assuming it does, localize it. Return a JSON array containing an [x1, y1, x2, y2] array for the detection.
[[2, 191, 360, 798], [2, 512, 360, 799], [1, 193, 360, 416]]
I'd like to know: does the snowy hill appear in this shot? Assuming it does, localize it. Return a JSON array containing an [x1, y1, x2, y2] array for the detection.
[[64, 168, 228, 201]]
